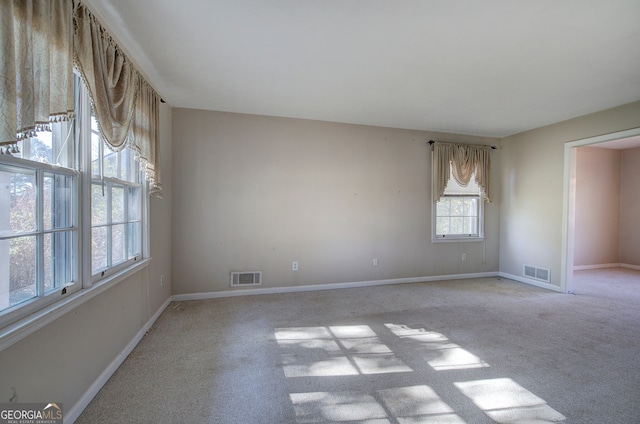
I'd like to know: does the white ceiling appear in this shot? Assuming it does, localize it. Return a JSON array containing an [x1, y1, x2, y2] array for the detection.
[[85, 0, 640, 138]]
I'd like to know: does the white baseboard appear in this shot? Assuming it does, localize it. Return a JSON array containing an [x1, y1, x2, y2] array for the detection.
[[572, 263, 640, 271], [573, 263, 620, 271], [499, 272, 563, 293], [172, 271, 500, 301], [66, 297, 172, 424]]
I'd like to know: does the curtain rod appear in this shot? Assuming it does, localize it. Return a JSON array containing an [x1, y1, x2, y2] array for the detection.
[[428, 140, 497, 150]]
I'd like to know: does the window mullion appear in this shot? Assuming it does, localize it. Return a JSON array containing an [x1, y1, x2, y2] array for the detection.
[[117, 150, 122, 180], [80, 81, 93, 288], [36, 169, 44, 297], [124, 186, 129, 259], [106, 181, 112, 268], [99, 136, 104, 192]]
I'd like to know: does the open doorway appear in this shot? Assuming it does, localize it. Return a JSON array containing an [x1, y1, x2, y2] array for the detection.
[[562, 128, 640, 294]]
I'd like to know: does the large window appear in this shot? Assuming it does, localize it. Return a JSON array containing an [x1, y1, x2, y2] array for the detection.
[[89, 114, 143, 278], [0, 121, 78, 322], [0, 76, 148, 328], [433, 169, 484, 240]]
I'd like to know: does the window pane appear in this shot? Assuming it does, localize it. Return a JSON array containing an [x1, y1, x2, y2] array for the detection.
[[464, 217, 478, 235], [112, 224, 125, 265], [44, 231, 74, 292], [92, 226, 107, 272], [51, 120, 74, 168], [436, 199, 450, 217], [92, 183, 108, 225], [128, 186, 141, 221], [436, 217, 449, 235], [112, 185, 125, 223], [0, 166, 36, 235], [27, 132, 52, 163], [124, 150, 139, 182], [450, 198, 464, 216], [463, 198, 478, 217], [0, 236, 37, 311], [91, 130, 101, 175], [44, 233, 52, 291], [450, 217, 464, 234], [103, 146, 118, 179], [128, 222, 141, 258], [43, 175, 52, 230], [16, 123, 73, 166], [44, 173, 73, 230]]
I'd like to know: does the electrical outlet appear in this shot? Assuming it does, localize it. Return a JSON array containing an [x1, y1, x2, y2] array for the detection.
[[373, 258, 378, 266], [292, 261, 299, 271], [161, 275, 165, 286], [461, 253, 467, 261]]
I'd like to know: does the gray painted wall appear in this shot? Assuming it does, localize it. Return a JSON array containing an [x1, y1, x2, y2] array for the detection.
[[171, 109, 501, 295], [0, 104, 172, 412]]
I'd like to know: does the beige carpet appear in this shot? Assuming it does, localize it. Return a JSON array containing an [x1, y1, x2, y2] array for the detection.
[[76, 269, 640, 423]]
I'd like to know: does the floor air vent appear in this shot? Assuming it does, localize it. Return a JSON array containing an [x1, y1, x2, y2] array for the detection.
[[230, 271, 262, 287], [524, 265, 550, 283]]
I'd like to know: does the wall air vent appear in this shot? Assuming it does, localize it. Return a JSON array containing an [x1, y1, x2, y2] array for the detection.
[[230, 271, 262, 287], [524, 265, 536, 279], [523, 265, 550, 283]]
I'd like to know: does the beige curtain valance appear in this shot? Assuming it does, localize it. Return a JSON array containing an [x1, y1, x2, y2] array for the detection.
[[73, 1, 162, 196], [1, 0, 162, 196], [433, 141, 492, 203], [73, 2, 138, 151], [73, 2, 162, 197], [132, 79, 162, 197], [0, 0, 74, 149]]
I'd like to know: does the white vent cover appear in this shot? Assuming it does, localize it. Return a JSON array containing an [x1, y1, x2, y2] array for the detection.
[[230, 271, 262, 287], [524, 265, 536, 279], [523, 265, 550, 283]]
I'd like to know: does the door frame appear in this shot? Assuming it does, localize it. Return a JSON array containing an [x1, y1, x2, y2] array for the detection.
[[561, 127, 640, 293]]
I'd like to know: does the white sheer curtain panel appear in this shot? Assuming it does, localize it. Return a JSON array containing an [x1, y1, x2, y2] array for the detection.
[[0, 0, 74, 152]]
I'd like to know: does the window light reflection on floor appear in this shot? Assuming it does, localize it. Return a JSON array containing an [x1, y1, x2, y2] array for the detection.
[[454, 378, 566, 423], [278, 325, 565, 423], [290, 391, 388, 423], [275, 325, 412, 377], [385, 323, 489, 371], [290, 385, 466, 423]]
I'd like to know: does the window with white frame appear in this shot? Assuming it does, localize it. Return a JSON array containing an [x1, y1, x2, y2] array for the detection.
[[433, 168, 484, 240], [89, 113, 143, 278], [0, 76, 148, 328], [0, 120, 79, 321]]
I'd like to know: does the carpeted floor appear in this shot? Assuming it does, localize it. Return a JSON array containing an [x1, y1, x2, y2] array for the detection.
[[76, 268, 640, 423]]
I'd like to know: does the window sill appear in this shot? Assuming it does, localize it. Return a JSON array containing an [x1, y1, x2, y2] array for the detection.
[[431, 237, 485, 243], [0, 258, 151, 352]]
